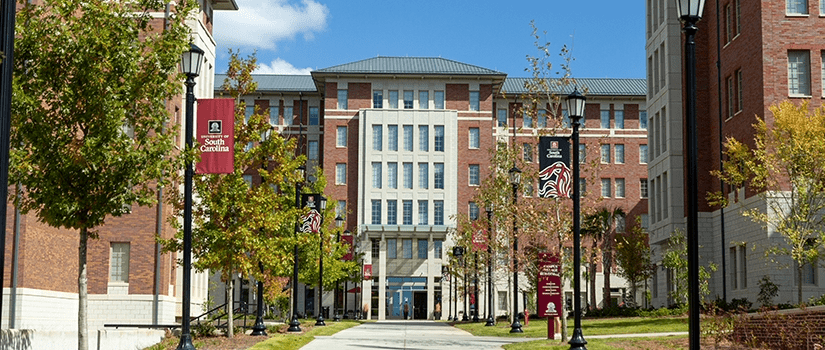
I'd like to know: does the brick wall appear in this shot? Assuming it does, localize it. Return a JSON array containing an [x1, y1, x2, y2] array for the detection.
[[732, 306, 825, 349]]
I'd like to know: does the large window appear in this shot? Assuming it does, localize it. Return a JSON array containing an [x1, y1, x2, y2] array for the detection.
[[600, 110, 610, 128], [419, 91, 429, 109], [335, 163, 346, 185], [387, 200, 398, 225], [308, 141, 318, 160], [372, 162, 382, 189], [615, 144, 625, 164], [283, 106, 293, 125], [497, 109, 507, 127], [403, 239, 412, 259], [524, 112, 533, 129], [389, 90, 399, 109], [388, 162, 398, 189], [419, 163, 429, 189], [110, 243, 130, 283], [787, 0, 808, 14], [434, 163, 444, 189], [615, 110, 624, 129], [418, 239, 428, 259], [523, 143, 533, 162], [388, 125, 398, 151], [469, 202, 479, 221], [537, 109, 547, 128], [373, 90, 383, 108], [387, 238, 397, 259], [579, 144, 586, 163], [419, 125, 429, 151], [737, 69, 743, 112], [640, 179, 649, 198], [371, 239, 380, 259], [434, 239, 443, 259], [600, 144, 611, 163], [418, 200, 428, 225], [615, 178, 626, 198], [469, 128, 480, 149], [403, 162, 413, 189], [640, 111, 648, 129], [434, 200, 444, 225], [373, 125, 383, 151], [403, 200, 413, 225], [404, 90, 414, 109], [470, 91, 480, 111], [469, 164, 480, 186], [434, 126, 445, 152], [403, 125, 413, 151], [269, 106, 278, 125], [601, 178, 612, 198], [434, 91, 445, 109], [788, 50, 811, 96], [640, 144, 648, 164], [371, 200, 381, 225], [337, 89, 348, 109], [309, 107, 319, 125], [336, 126, 347, 147]]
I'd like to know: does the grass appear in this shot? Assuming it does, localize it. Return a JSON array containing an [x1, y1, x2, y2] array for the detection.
[[503, 335, 690, 350], [454, 316, 688, 338], [247, 319, 364, 350]]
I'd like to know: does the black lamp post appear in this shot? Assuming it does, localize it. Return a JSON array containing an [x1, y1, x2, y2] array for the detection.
[[448, 265, 453, 321], [287, 165, 306, 332], [485, 204, 495, 327], [315, 196, 328, 326], [567, 89, 587, 350], [453, 246, 464, 321], [677, 1, 705, 349], [252, 127, 275, 337], [508, 166, 523, 334], [473, 251, 479, 323], [176, 43, 203, 350], [462, 252, 468, 322], [333, 216, 344, 322]]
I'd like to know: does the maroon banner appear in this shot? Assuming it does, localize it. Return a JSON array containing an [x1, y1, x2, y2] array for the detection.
[[537, 253, 562, 318], [300, 194, 324, 233], [341, 233, 354, 261], [363, 264, 372, 280], [471, 222, 487, 252], [196, 99, 235, 174]]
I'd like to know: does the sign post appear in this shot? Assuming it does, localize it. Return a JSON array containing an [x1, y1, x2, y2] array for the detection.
[[537, 253, 562, 340]]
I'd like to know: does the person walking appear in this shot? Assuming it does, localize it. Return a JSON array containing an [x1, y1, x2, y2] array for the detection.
[[403, 302, 410, 320]]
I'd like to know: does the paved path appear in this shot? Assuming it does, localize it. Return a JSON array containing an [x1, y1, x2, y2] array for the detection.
[[299, 320, 537, 350]]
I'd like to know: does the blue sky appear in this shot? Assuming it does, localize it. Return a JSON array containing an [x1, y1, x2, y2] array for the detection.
[[213, 1, 647, 79]]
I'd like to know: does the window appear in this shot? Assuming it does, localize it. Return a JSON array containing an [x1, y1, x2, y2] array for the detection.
[[497, 109, 507, 127], [524, 112, 533, 129], [244, 105, 254, 124], [419, 125, 429, 151], [403, 200, 413, 225], [640, 214, 649, 230], [371, 200, 381, 225], [389, 90, 399, 109], [434, 239, 443, 259], [387, 200, 397, 225], [615, 178, 626, 198], [640, 111, 648, 129], [580, 178, 587, 194], [787, 0, 808, 14], [373, 90, 383, 108], [498, 291, 508, 311], [434, 91, 445, 109], [470, 91, 480, 111], [434, 163, 444, 189], [727, 75, 735, 118], [387, 238, 397, 259], [537, 109, 547, 128], [579, 144, 586, 164], [434, 200, 444, 225], [283, 106, 293, 125], [469, 165, 480, 186], [469, 202, 479, 221], [309, 107, 319, 125], [725, 3, 733, 43], [788, 50, 811, 96], [269, 106, 278, 125], [419, 91, 429, 109], [372, 162, 382, 188], [308, 141, 319, 160], [730, 247, 738, 289], [371, 238, 380, 259], [335, 163, 346, 185], [737, 69, 743, 112], [373, 125, 383, 151], [562, 110, 571, 128], [418, 200, 428, 225], [418, 239, 428, 259], [640, 179, 649, 198], [110, 243, 130, 283], [337, 126, 347, 147], [600, 144, 611, 163], [615, 144, 625, 164], [388, 162, 398, 189], [388, 125, 398, 151], [796, 239, 817, 286], [615, 110, 625, 129], [600, 110, 610, 128], [337, 200, 346, 218], [403, 163, 413, 189], [434, 126, 445, 152], [403, 90, 414, 109], [469, 128, 480, 149], [403, 125, 413, 151], [402, 239, 412, 259], [523, 143, 533, 162], [739, 245, 747, 288], [601, 178, 612, 198], [640, 145, 648, 164], [337, 89, 348, 109], [419, 163, 429, 189]]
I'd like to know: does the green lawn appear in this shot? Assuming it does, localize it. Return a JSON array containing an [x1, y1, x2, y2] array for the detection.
[[503, 335, 689, 350], [247, 319, 365, 350], [454, 317, 688, 338]]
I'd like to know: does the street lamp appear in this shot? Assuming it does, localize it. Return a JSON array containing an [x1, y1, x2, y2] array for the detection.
[[177, 43, 203, 350], [508, 166, 523, 334], [473, 247, 479, 323], [453, 246, 464, 321], [315, 196, 328, 326], [676, 1, 705, 349], [333, 215, 344, 322], [485, 204, 495, 327], [252, 127, 275, 337], [288, 165, 306, 332], [463, 251, 469, 322], [567, 88, 587, 350]]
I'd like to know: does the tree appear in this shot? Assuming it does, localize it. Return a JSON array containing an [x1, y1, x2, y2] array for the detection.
[[10, 1, 194, 349], [661, 229, 716, 307], [581, 207, 624, 309], [614, 218, 655, 306], [711, 101, 825, 304]]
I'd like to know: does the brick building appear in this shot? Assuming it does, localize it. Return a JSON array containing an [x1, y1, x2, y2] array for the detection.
[[1, 1, 237, 349], [646, 0, 825, 307], [218, 56, 648, 320]]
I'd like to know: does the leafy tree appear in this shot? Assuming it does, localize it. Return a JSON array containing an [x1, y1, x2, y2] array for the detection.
[[614, 218, 655, 306], [662, 229, 716, 307], [581, 206, 625, 309], [10, 1, 194, 349], [711, 101, 825, 305]]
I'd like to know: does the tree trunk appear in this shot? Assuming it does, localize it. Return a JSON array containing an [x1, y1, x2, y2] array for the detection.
[[589, 245, 597, 310], [227, 277, 234, 338], [798, 266, 803, 305], [603, 242, 612, 308], [78, 227, 89, 350]]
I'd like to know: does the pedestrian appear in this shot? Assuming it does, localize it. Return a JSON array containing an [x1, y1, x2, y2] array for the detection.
[[403, 302, 410, 320], [434, 302, 441, 320]]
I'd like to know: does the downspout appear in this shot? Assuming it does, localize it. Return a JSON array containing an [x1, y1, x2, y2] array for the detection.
[[10, 184, 20, 329], [716, 0, 727, 302]]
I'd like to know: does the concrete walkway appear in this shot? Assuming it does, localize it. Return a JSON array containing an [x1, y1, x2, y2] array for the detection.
[[299, 320, 538, 350]]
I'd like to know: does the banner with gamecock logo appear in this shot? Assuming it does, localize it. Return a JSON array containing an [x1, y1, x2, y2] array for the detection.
[[538, 137, 572, 199], [300, 194, 324, 233]]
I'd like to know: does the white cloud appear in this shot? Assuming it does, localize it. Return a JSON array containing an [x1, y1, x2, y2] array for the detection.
[[214, 0, 329, 50], [255, 58, 313, 75]]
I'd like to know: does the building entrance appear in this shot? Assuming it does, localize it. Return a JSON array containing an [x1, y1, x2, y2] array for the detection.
[[385, 277, 427, 319]]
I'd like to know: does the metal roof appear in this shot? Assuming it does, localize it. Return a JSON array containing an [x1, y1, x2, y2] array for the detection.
[[312, 56, 506, 76], [215, 74, 316, 93], [502, 78, 647, 96]]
